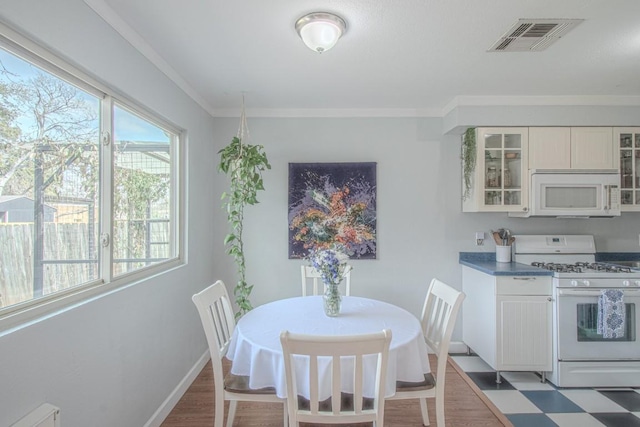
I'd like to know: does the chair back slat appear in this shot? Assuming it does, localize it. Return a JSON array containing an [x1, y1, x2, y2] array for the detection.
[[331, 354, 341, 415], [301, 265, 352, 296], [309, 355, 319, 413], [354, 354, 364, 413], [281, 329, 391, 425]]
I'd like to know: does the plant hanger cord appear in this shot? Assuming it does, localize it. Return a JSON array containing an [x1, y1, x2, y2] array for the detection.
[[236, 94, 250, 156]]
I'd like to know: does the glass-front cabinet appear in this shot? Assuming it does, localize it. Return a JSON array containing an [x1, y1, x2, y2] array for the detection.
[[463, 128, 529, 213], [617, 127, 640, 211]]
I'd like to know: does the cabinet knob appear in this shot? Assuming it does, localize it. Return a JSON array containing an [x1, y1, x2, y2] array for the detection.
[[547, 297, 553, 302], [523, 207, 528, 212]]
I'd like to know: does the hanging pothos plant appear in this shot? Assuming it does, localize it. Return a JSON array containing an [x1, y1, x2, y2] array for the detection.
[[462, 127, 476, 201], [218, 134, 270, 317]]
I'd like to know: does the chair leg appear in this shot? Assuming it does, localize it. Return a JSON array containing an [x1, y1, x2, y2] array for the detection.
[[225, 401, 237, 427], [436, 388, 445, 427], [282, 402, 288, 427], [419, 398, 430, 426], [214, 394, 224, 427]]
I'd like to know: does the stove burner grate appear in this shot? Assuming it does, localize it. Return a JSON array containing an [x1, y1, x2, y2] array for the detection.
[[531, 262, 633, 274]]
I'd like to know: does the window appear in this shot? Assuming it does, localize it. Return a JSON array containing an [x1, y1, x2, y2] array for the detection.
[[0, 31, 181, 319], [112, 104, 175, 277]]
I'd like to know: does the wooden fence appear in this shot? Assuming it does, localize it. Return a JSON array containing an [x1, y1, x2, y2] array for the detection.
[[0, 221, 169, 308]]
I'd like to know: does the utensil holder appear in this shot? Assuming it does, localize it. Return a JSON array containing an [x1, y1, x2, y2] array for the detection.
[[496, 245, 511, 263]]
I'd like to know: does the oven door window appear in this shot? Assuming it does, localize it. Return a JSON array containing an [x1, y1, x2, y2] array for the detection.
[[577, 302, 636, 342]]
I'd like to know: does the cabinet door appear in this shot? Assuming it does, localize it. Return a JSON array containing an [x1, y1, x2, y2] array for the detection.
[[617, 127, 640, 211], [472, 128, 529, 213], [529, 127, 571, 169], [496, 295, 552, 372], [462, 267, 498, 369], [571, 127, 615, 169]]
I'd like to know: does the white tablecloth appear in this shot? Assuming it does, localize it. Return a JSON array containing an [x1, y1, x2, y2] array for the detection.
[[226, 296, 431, 399]]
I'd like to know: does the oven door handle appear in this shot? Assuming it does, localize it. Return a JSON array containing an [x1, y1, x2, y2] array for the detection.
[[558, 289, 640, 296]]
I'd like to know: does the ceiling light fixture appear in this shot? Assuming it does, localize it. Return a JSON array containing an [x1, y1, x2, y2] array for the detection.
[[295, 12, 346, 53]]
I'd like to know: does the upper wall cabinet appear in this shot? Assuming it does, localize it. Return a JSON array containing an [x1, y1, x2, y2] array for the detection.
[[463, 128, 529, 213], [529, 127, 617, 170], [528, 127, 570, 169], [571, 128, 616, 169], [617, 127, 640, 211]]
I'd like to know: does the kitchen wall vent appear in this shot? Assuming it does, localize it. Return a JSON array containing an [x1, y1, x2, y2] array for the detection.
[[488, 19, 584, 52]]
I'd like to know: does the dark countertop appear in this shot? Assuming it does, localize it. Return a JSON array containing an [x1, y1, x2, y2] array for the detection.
[[459, 252, 554, 276], [460, 251, 640, 276]]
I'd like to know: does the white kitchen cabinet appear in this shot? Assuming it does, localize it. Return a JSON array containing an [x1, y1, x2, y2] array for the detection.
[[617, 127, 640, 210], [528, 127, 616, 170], [462, 266, 553, 375], [571, 127, 616, 169], [528, 127, 571, 169], [463, 128, 529, 213]]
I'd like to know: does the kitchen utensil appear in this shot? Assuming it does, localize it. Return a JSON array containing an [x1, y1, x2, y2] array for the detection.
[[491, 230, 502, 245], [497, 228, 511, 246]]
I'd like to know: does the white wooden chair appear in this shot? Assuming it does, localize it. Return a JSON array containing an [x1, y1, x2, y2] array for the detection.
[[387, 278, 465, 426], [192, 281, 287, 427], [280, 329, 392, 427], [300, 265, 352, 296]]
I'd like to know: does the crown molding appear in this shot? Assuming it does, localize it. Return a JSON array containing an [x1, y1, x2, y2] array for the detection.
[[211, 108, 443, 118], [443, 95, 640, 116], [83, 0, 216, 117]]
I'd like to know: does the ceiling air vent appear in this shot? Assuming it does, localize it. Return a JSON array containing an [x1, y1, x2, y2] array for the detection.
[[488, 19, 584, 52]]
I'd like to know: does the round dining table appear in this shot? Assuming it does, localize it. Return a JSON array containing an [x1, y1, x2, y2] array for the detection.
[[226, 296, 431, 399]]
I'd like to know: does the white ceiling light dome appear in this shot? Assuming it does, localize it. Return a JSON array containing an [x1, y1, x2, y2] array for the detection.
[[295, 12, 347, 53]]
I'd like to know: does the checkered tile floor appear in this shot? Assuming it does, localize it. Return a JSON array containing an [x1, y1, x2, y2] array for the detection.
[[451, 355, 640, 427]]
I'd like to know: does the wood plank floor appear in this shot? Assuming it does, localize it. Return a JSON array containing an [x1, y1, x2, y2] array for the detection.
[[161, 355, 510, 426]]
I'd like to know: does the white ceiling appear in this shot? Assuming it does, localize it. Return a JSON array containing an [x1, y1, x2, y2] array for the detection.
[[87, 0, 640, 117]]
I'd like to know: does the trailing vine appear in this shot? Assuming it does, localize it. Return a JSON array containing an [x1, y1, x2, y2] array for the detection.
[[218, 136, 270, 317], [462, 127, 476, 201]]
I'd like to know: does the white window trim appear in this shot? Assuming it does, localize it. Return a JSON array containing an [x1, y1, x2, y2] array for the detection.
[[0, 21, 186, 334]]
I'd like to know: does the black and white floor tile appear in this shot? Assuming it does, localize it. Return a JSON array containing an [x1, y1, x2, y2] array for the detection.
[[451, 355, 640, 427]]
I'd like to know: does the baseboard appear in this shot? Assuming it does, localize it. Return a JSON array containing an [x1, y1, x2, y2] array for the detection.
[[448, 341, 469, 354], [427, 341, 468, 354], [144, 350, 210, 427]]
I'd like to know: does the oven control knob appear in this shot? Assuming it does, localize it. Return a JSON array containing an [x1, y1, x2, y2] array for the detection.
[[571, 280, 578, 287], [623, 280, 631, 287], [582, 280, 590, 287]]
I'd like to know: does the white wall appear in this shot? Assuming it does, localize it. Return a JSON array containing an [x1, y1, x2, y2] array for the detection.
[[2, 2, 640, 426], [212, 116, 640, 330], [212, 117, 451, 316], [0, 1, 219, 426]]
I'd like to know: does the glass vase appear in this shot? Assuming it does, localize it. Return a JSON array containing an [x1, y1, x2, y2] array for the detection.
[[323, 283, 342, 317]]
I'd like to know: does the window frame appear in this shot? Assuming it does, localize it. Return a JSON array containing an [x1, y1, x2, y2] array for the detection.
[[0, 22, 185, 333]]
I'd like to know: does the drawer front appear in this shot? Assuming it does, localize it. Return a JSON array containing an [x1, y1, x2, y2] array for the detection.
[[496, 276, 552, 295]]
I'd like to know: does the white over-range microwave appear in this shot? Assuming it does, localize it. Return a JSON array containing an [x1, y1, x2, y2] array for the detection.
[[509, 169, 621, 218]]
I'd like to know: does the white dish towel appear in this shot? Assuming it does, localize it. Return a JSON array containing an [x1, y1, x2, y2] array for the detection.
[[597, 289, 625, 339]]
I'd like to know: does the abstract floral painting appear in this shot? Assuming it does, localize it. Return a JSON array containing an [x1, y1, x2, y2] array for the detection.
[[288, 162, 377, 259]]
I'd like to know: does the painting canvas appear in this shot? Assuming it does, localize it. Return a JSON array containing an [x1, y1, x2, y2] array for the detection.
[[288, 162, 377, 259]]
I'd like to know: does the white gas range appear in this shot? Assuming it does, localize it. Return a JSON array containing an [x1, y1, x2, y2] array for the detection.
[[514, 235, 640, 388]]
